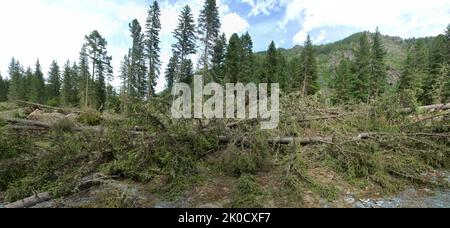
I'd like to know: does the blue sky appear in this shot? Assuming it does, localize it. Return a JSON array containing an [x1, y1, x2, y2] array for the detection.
[[0, 0, 449, 92]]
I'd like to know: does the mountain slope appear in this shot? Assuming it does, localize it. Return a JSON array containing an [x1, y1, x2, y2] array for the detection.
[[259, 32, 437, 87]]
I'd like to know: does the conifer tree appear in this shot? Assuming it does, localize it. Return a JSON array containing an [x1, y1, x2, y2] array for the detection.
[[264, 41, 278, 84], [145, 1, 161, 98], [333, 58, 353, 104], [0, 73, 8, 102], [7, 58, 24, 101], [424, 34, 447, 104], [211, 33, 227, 83], [165, 51, 179, 89], [180, 59, 194, 84], [198, 0, 221, 77], [240, 32, 254, 83], [47, 60, 61, 105], [353, 32, 371, 102], [78, 45, 91, 108], [31, 60, 46, 103], [61, 61, 79, 107], [129, 19, 147, 100], [120, 54, 131, 115], [298, 35, 319, 96], [173, 5, 197, 83], [23, 67, 33, 101], [399, 41, 428, 107], [277, 50, 289, 90], [224, 33, 242, 83], [369, 28, 387, 100], [84, 30, 113, 110]]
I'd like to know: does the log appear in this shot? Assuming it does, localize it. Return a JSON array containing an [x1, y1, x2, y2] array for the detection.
[[15, 100, 81, 114], [7, 125, 48, 131], [4, 119, 144, 136], [219, 133, 376, 146], [3, 118, 52, 128], [5, 192, 51, 208], [400, 103, 450, 114], [219, 135, 334, 146]]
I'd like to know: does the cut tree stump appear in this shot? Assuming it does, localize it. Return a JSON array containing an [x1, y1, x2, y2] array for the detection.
[[4, 192, 51, 208]]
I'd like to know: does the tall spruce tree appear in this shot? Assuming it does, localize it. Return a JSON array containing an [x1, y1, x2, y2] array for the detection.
[[145, 1, 161, 98], [264, 41, 279, 84], [211, 33, 227, 83], [224, 33, 242, 83], [7, 58, 24, 101], [23, 67, 32, 101], [197, 0, 221, 78], [429, 24, 450, 103], [129, 19, 147, 100], [298, 35, 319, 96], [78, 45, 91, 108], [119, 54, 131, 115], [277, 50, 289, 91], [173, 5, 197, 83], [61, 61, 79, 107], [0, 73, 8, 102], [84, 30, 113, 110], [399, 41, 428, 107], [332, 58, 353, 104], [29, 60, 46, 103], [369, 28, 387, 100], [47, 60, 61, 105], [165, 51, 179, 89], [425, 34, 447, 104], [240, 32, 254, 83], [353, 32, 371, 102]]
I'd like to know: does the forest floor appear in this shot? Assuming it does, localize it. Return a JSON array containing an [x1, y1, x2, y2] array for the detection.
[[0, 95, 449, 208]]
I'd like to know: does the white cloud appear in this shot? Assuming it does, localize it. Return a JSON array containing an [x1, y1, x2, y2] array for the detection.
[[242, 0, 279, 16], [278, 0, 450, 44], [0, 0, 249, 93], [312, 30, 327, 44], [222, 13, 250, 39]]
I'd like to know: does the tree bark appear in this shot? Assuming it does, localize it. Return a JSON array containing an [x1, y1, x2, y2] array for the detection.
[[5, 192, 51, 208]]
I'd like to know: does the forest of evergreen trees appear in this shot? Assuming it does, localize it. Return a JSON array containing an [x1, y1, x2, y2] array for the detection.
[[0, 0, 449, 113]]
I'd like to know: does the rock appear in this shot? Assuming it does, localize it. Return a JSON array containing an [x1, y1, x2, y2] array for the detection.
[[344, 197, 355, 204], [198, 203, 223, 208], [27, 109, 65, 125]]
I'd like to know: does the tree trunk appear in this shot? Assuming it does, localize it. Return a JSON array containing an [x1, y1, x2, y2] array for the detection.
[[5, 192, 51, 208]]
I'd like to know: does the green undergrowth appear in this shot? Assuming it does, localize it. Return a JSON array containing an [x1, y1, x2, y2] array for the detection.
[[0, 93, 448, 206]]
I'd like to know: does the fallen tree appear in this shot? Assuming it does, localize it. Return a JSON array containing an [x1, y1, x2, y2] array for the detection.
[[15, 100, 81, 114], [4, 192, 51, 208], [400, 103, 450, 114], [219, 133, 373, 146], [3, 118, 144, 136]]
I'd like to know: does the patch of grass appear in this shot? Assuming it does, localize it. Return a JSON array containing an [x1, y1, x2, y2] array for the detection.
[[83, 189, 134, 208], [219, 132, 271, 177], [230, 175, 264, 208], [51, 118, 75, 133], [77, 109, 102, 126]]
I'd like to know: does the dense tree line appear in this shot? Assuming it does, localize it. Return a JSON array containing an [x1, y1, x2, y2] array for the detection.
[[1, 0, 448, 114], [330, 25, 449, 106]]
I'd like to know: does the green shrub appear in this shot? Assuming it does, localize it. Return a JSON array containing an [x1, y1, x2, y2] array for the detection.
[[220, 133, 271, 177], [46, 98, 60, 107], [230, 175, 263, 208], [77, 109, 102, 126]]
